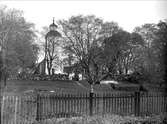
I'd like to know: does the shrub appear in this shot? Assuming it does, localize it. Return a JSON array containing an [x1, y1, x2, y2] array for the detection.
[[33, 113, 167, 124]]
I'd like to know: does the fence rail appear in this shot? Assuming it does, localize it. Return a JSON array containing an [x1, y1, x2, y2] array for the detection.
[[1, 91, 167, 123]]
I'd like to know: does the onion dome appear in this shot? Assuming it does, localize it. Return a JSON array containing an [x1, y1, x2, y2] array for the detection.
[[46, 30, 61, 38]]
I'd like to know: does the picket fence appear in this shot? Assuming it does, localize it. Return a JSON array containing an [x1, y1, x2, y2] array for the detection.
[[1, 91, 167, 124]]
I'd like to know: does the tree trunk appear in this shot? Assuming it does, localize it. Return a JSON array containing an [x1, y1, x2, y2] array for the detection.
[[46, 59, 51, 75], [125, 68, 128, 75], [48, 69, 51, 75]]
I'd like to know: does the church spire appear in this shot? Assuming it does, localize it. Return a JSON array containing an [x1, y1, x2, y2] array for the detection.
[[49, 17, 57, 31]]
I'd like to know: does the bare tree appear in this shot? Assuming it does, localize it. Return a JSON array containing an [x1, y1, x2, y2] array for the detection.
[[59, 15, 104, 85]]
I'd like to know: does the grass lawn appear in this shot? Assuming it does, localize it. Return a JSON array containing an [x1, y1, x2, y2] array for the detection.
[[4, 80, 115, 95]]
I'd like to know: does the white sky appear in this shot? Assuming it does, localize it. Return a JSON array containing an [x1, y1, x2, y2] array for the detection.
[[1, 0, 167, 32]]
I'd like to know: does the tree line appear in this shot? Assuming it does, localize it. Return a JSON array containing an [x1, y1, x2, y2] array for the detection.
[[0, 6, 167, 87], [0, 6, 39, 86], [58, 15, 167, 85]]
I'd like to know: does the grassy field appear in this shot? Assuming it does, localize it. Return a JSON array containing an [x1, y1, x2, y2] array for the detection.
[[4, 79, 165, 95], [4, 80, 115, 95]]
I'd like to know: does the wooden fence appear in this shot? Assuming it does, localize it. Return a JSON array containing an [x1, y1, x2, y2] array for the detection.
[[1, 94, 37, 124], [1, 91, 167, 123], [35, 91, 167, 120]]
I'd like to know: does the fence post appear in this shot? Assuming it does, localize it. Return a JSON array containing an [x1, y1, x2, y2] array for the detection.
[[36, 91, 40, 121], [89, 90, 94, 116], [15, 96, 18, 124], [1, 95, 5, 124], [134, 91, 140, 116]]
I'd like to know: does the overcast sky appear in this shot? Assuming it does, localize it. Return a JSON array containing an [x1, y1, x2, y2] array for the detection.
[[1, 0, 167, 33]]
